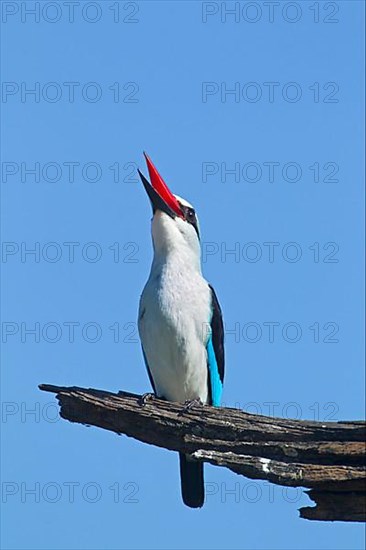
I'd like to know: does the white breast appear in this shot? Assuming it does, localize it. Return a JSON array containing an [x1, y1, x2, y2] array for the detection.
[[138, 251, 211, 403]]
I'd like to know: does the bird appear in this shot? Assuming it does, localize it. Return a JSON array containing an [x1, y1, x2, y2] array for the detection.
[[137, 152, 225, 508]]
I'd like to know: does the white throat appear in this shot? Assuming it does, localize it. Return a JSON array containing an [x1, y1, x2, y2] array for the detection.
[[150, 211, 202, 274]]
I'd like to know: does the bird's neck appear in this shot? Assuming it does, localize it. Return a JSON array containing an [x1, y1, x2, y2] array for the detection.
[[150, 211, 202, 276], [151, 244, 202, 277]]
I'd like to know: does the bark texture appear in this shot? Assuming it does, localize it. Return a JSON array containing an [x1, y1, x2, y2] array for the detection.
[[39, 384, 366, 522]]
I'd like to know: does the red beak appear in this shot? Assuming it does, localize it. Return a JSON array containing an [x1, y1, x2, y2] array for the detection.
[[143, 152, 184, 219]]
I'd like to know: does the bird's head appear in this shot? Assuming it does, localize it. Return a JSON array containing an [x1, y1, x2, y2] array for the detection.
[[138, 153, 201, 262]]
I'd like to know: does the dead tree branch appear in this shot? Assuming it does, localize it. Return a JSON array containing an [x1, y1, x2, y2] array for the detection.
[[39, 384, 366, 522]]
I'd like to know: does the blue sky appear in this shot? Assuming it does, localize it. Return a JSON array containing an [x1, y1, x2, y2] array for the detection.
[[1, 1, 365, 549]]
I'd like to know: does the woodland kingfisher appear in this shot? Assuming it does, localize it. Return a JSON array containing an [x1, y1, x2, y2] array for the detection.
[[138, 153, 225, 508]]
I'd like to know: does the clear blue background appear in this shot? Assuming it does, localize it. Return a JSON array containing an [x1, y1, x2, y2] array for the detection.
[[1, 1, 365, 549]]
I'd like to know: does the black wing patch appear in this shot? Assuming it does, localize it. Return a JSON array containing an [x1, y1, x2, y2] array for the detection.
[[141, 346, 157, 395], [209, 284, 225, 385]]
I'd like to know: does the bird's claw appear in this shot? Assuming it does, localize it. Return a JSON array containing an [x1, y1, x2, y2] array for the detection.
[[139, 392, 155, 407], [179, 398, 203, 416]]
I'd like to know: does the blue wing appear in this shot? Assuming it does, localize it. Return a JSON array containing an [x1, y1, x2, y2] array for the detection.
[[206, 285, 225, 407]]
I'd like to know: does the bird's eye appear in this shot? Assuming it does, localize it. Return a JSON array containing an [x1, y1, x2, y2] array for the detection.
[[187, 208, 195, 219]]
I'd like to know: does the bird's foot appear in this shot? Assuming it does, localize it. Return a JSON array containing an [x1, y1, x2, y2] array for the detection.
[[179, 397, 203, 416], [139, 392, 155, 407]]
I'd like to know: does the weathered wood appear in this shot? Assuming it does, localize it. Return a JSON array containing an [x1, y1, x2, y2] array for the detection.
[[300, 491, 366, 522], [39, 384, 366, 522]]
